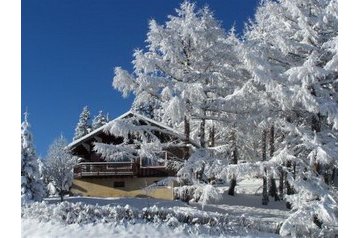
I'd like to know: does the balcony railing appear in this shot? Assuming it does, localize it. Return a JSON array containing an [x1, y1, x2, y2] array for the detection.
[[139, 151, 167, 168], [74, 161, 136, 178]]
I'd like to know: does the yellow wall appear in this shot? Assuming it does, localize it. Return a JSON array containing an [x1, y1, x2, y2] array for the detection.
[[71, 176, 174, 200]]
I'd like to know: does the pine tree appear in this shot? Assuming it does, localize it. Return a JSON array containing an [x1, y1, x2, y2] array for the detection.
[[21, 111, 45, 204], [92, 110, 108, 130], [73, 106, 91, 141]]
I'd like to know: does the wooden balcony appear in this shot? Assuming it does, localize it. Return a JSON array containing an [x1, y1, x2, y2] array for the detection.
[[74, 161, 137, 178]]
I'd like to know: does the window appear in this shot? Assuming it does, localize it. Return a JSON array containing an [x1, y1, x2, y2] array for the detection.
[[113, 181, 125, 188]]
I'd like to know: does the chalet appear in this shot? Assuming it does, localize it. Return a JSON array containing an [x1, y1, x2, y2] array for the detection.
[[67, 111, 198, 200]]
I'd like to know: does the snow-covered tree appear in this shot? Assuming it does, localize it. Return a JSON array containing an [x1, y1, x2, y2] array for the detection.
[[37, 158, 55, 197], [110, 2, 255, 203], [174, 182, 222, 209], [182, 0, 338, 234], [91, 110, 108, 130], [73, 106, 91, 140], [95, 1, 338, 234], [44, 135, 76, 202], [112, 1, 247, 144], [93, 112, 188, 166], [21, 111, 45, 204], [237, 0, 338, 236]]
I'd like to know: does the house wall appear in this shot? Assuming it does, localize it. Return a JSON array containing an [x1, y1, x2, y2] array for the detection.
[[71, 176, 174, 200]]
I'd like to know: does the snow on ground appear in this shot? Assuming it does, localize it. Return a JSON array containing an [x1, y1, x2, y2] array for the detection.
[[45, 196, 187, 209], [22, 218, 190, 238], [195, 179, 289, 223], [235, 178, 264, 195], [22, 218, 279, 238], [43, 189, 289, 227], [22, 178, 287, 237], [190, 193, 288, 221]]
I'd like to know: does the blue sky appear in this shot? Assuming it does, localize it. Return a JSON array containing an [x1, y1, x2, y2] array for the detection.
[[21, 0, 260, 157]]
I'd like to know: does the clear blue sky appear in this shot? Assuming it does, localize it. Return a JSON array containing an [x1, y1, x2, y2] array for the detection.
[[21, 0, 260, 157]]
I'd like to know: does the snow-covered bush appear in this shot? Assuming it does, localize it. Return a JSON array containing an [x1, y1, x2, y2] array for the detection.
[[43, 135, 76, 201], [174, 183, 222, 209], [22, 201, 279, 236]]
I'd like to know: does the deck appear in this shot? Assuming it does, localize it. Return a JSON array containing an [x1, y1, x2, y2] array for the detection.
[[73, 161, 169, 178], [74, 162, 136, 178]]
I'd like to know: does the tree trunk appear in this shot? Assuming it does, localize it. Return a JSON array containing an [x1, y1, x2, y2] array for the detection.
[[209, 125, 215, 147], [262, 129, 269, 205], [184, 116, 190, 143], [332, 167, 338, 187], [269, 177, 280, 201], [228, 131, 238, 196], [314, 162, 321, 175], [228, 178, 236, 196], [313, 214, 323, 229], [278, 166, 284, 200], [262, 129, 267, 161], [229, 130, 238, 164], [184, 189, 190, 204], [231, 148, 238, 165], [285, 162, 294, 209], [195, 163, 205, 180], [60, 190, 64, 202], [269, 125, 275, 157], [262, 169, 269, 205], [311, 113, 321, 133], [286, 180, 294, 196], [267, 125, 279, 200], [199, 118, 205, 148]]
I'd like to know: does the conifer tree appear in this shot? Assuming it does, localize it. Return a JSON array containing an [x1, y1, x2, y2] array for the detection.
[[92, 110, 108, 130], [73, 106, 91, 141], [21, 111, 45, 204]]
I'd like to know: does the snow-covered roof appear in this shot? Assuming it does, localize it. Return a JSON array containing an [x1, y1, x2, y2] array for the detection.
[[67, 110, 199, 150]]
